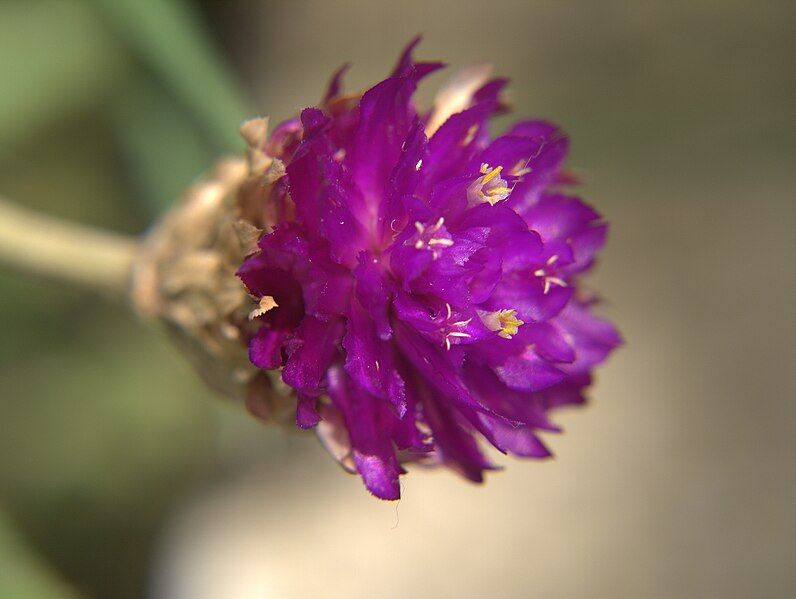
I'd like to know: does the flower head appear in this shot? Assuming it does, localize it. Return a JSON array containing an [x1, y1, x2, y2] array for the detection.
[[237, 39, 620, 499]]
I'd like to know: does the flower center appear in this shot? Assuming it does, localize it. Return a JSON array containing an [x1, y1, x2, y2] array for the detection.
[[440, 302, 472, 350], [533, 254, 568, 294], [412, 217, 454, 259], [468, 163, 512, 206], [478, 308, 525, 339]]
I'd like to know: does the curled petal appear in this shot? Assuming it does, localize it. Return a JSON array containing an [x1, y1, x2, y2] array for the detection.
[[282, 316, 344, 395], [328, 366, 402, 500]]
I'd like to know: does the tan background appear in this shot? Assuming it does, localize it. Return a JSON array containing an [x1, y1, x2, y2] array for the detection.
[[0, 1, 793, 598]]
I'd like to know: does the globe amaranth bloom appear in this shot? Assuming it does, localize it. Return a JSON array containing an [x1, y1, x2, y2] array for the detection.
[[237, 39, 620, 499]]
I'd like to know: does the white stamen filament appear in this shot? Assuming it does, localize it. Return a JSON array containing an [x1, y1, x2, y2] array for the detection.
[[439, 303, 473, 350], [534, 255, 568, 294], [413, 218, 452, 256], [443, 331, 472, 351]]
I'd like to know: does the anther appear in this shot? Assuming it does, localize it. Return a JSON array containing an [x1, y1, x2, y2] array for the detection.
[[478, 308, 525, 339], [468, 163, 512, 206]]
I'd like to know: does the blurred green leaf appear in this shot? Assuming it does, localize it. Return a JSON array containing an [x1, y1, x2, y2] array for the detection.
[[0, 509, 77, 599], [0, 313, 216, 598], [111, 75, 217, 214], [90, 0, 250, 154], [0, 1, 124, 149]]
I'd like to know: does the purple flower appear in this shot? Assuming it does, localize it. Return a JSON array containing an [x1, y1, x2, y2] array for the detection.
[[238, 39, 620, 499]]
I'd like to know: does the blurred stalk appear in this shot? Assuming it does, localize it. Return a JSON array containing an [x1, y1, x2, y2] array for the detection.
[[0, 196, 136, 297], [90, 0, 250, 154], [111, 75, 218, 215]]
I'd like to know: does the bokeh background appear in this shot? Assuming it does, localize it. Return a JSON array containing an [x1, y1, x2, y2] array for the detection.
[[1, 1, 794, 597]]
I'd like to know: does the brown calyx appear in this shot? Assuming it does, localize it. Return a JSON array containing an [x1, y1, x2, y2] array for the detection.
[[130, 118, 295, 425]]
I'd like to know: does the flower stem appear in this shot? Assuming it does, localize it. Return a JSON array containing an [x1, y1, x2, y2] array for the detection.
[[0, 196, 138, 297]]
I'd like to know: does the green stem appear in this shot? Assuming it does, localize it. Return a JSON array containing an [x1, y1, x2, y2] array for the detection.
[[0, 196, 138, 297]]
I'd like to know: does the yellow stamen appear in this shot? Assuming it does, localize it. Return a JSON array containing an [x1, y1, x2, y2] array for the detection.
[[478, 308, 525, 339], [486, 186, 511, 196], [481, 165, 503, 184], [496, 309, 524, 339], [469, 165, 511, 206]]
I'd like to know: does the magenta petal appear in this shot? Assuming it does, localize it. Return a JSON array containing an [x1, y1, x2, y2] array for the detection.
[[418, 381, 496, 482], [353, 254, 395, 339], [421, 104, 493, 193], [508, 135, 570, 215], [462, 363, 561, 431], [249, 328, 287, 369], [475, 414, 553, 458], [567, 223, 608, 274], [323, 63, 350, 104], [287, 109, 368, 266], [282, 316, 343, 395], [236, 252, 273, 297], [327, 366, 402, 500], [300, 258, 353, 319], [526, 322, 576, 364], [353, 453, 401, 500], [494, 348, 566, 392], [538, 375, 591, 410], [348, 64, 440, 212], [506, 119, 559, 140], [296, 393, 321, 428], [390, 36, 445, 79], [343, 298, 407, 417], [486, 271, 573, 323], [393, 322, 469, 402], [557, 301, 622, 374], [474, 135, 544, 176], [379, 120, 428, 242], [522, 193, 602, 243]]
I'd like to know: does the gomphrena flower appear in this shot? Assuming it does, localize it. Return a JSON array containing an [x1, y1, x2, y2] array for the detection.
[[237, 39, 620, 499]]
